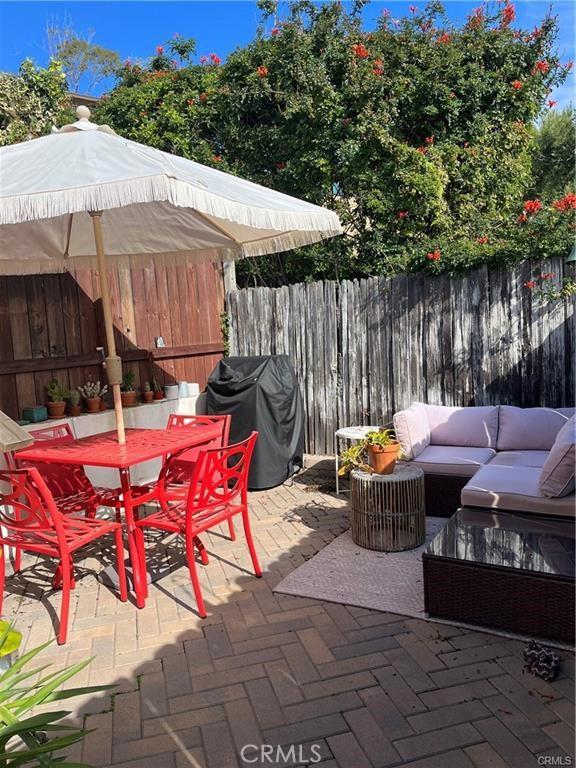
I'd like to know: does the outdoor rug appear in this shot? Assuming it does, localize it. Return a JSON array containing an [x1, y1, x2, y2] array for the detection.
[[274, 517, 445, 620]]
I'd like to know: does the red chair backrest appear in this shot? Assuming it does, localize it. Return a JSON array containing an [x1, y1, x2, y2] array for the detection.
[[22, 424, 95, 502], [186, 432, 257, 524], [0, 467, 64, 543], [166, 414, 231, 484]]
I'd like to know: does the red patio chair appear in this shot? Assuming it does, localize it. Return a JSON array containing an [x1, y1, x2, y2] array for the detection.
[[134, 432, 260, 617], [0, 467, 127, 644], [157, 414, 234, 539]]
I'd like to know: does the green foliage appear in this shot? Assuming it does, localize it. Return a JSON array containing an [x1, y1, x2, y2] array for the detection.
[[0, 60, 71, 147], [92, 1, 573, 284], [121, 370, 136, 392], [338, 429, 398, 475], [532, 108, 576, 199], [45, 381, 70, 403], [0, 623, 109, 766]]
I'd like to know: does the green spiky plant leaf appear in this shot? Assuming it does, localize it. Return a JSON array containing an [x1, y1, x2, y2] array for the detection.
[[0, 624, 113, 767]]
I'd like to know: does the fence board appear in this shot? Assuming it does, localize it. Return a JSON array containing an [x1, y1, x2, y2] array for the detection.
[[228, 257, 575, 454]]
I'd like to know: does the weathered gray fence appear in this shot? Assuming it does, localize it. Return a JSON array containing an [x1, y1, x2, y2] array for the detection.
[[228, 257, 575, 455]]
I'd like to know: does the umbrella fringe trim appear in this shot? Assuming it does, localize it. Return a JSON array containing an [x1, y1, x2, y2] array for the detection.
[[0, 175, 343, 236]]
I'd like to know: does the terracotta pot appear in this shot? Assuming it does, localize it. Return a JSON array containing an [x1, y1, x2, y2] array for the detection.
[[121, 391, 137, 408], [153, 391, 164, 401], [100, 399, 108, 411], [47, 401, 66, 420], [85, 397, 101, 413], [69, 405, 82, 417], [368, 442, 399, 475], [142, 391, 154, 403]]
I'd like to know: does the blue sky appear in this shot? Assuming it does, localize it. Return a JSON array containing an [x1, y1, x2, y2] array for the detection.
[[0, 1, 574, 106]]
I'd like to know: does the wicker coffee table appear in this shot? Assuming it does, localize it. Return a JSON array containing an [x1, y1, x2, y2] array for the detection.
[[350, 466, 425, 551], [422, 508, 575, 643]]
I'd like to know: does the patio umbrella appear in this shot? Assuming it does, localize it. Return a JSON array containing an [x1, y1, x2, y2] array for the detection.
[[0, 106, 342, 443]]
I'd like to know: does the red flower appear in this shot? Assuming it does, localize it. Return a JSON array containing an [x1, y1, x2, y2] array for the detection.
[[565, 60, 574, 72], [437, 32, 451, 44], [212, 155, 222, 163], [425, 136, 434, 145], [199, 92, 208, 102], [500, 2, 516, 26], [426, 250, 441, 261], [209, 53, 222, 65], [534, 60, 549, 74], [352, 43, 370, 59], [517, 213, 527, 223], [523, 199, 542, 215], [547, 100, 557, 108], [552, 193, 576, 211], [476, 236, 489, 245], [187, 98, 195, 106], [468, 7, 485, 29], [372, 59, 384, 75], [271, 27, 280, 36], [540, 272, 555, 280], [523, 281, 536, 289], [449, 91, 456, 99], [416, 146, 428, 155], [409, 5, 418, 13], [156, 46, 164, 55], [257, 65, 269, 78], [511, 80, 523, 90], [397, 211, 408, 219]]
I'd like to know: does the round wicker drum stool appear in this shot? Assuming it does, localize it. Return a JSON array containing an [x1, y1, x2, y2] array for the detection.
[[351, 466, 425, 552]]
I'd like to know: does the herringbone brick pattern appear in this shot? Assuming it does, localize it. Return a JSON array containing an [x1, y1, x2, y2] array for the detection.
[[3, 463, 574, 767]]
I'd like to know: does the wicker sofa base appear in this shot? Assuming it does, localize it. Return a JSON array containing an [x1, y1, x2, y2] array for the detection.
[[424, 473, 468, 517], [423, 555, 575, 643]]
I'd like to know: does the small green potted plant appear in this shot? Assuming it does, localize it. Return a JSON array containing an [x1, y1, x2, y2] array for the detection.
[[152, 376, 164, 400], [339, 428, 400, 477], [67, 388, 82, 417], [45, 380, 70, 420], [78, 380, 108, 413], [142, 380, 154, 403], [120, 370, 137, 408]]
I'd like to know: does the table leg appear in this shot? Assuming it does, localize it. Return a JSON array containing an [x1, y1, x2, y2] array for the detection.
[[335, 437, 340, 495], [119, 468, 146, 609]]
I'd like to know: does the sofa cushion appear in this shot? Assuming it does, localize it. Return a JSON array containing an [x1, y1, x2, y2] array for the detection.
[[497, 406, 574, 451], [393, 404, 430, 460], [538, 417, 575, 498], [417, 403, 499, 448], [407, 446, 496, 477], [488, 450, 549, 468], [461, 464, 575, 517]]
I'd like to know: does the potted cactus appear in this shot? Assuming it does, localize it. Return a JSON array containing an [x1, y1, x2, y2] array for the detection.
[[45, 380, 70, 420], [120, 370, 137, 407], [78, 380, 108, 413], [142, 381, 154, 403], [68, 388, 82, 416], [152, 376, 164, 400]]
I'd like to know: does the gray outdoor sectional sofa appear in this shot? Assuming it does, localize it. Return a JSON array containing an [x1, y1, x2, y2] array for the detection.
[[393, 403, 575, 518]]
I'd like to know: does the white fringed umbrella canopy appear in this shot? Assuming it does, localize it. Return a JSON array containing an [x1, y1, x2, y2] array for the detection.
[[0, 107, 342, 443]]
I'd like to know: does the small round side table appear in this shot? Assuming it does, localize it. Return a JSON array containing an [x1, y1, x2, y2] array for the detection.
[[334, 425, 380, 494], [350, 465, 425, 552]]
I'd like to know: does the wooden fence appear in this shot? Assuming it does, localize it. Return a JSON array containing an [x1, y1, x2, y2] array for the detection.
[[228, 257, 575, 455], [0, 262, 225, 421]]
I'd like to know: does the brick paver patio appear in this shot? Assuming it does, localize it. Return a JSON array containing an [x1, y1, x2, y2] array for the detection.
[[3, 462, 575, 768]]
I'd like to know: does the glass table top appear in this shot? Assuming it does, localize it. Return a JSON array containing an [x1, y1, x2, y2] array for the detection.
[[425, 508, 575, 579]]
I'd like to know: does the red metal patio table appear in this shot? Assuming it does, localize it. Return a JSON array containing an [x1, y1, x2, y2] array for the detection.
[[15, 426, 221, 608]]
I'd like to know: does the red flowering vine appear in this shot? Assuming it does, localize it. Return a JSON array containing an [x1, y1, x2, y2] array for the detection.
[[523, 199, 542, 215], [500, 2, 516, 27], [352, 43, 370, 59], [373, 59, 384, 76], [552, 193, 576, 212], [437, 32, 451, 44], [426, 250, 441, 261], [156, 46, 164, 55], [511, 80, 523, 90], [476, 236, 489, 245], [534, 60, 549, 74], [257, 65, 269, 78], [467, 7, 485, 30], [547, 100, 557, 108], [397, 211, 408, 219], [523, 281, 536, 289], [271, 27, 280, 36]]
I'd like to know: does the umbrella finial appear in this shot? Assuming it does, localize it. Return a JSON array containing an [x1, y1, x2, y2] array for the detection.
[[76, 105, 91, 122]]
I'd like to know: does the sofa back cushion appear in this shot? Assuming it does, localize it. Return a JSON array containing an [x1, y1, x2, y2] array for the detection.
[[418, 403, 499, 448], [393, 403, 430, 460], [497, 406, 574, 451], [538, 417, 576, 498]]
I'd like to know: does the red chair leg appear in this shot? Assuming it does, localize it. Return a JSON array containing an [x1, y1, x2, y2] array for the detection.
[[13, 548, 22, 573], [0, 548, 5, 616], [227, 519, 236, 541], [194, 535, 209, 566], [134, 527, 148, 601], [114, 528, 128, 602], [57, 557, 72, 645], [185, 535, 206, 618], [241, 510, 262, 578]]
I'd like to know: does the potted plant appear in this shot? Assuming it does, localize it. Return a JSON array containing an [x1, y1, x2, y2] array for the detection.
[[67, 388, 82, 417], [45, 380, 70, 420], [339, 428, 400, 477], [78, 380, 108, 413], [152, 376, 164, 400], [120, 370, 137, 407], [142, 381, 154, 403]]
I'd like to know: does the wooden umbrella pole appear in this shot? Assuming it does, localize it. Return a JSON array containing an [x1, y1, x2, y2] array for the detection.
[[90, 212, 126, 444]]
